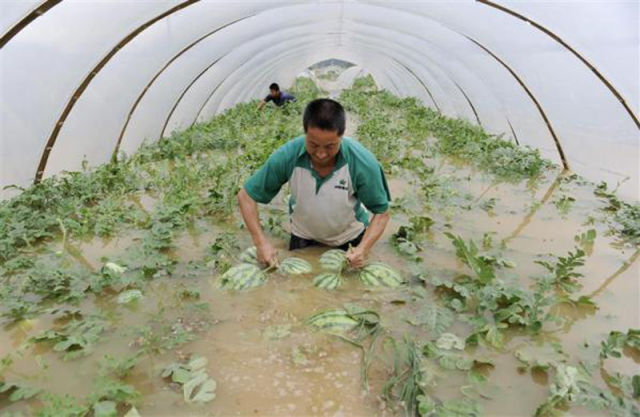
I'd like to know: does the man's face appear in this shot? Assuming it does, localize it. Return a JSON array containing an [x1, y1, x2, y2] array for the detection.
[[305, 127, 342, 168], [270, 89, 280, 98]]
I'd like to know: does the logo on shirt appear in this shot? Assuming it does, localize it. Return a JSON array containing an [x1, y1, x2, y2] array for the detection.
[[334, 178, 348, 191]]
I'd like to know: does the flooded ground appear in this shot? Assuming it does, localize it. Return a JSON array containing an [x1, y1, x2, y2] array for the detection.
[[1, 152, 637, 417], [1, 78, 638, 416]]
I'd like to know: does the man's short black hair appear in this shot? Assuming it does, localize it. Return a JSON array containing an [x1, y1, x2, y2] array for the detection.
[[269, 83, 280, 91], [303, 99, 346, 136]]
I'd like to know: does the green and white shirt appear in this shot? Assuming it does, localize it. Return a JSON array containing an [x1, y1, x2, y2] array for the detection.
[[244, 136, 391, 246]]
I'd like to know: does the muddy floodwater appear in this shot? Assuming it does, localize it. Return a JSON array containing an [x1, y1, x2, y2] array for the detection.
[[1, 151, 637, 417], [1, 77, 638, 416]]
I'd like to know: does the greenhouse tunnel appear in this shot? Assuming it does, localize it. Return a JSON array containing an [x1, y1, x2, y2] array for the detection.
[[1, 1, 639, 417], [0, 1, 638, 200]]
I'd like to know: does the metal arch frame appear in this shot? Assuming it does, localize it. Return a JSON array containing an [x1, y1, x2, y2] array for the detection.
[[111, 13, 255, 160], [391, 58, 442, 113], [346, 30, 477, 121], [339, 16, 540, 148], [477, 0, 640, 130], [134, 4, 520, 141], [34, 0, 201, 183], [452, 80, 482, 127], [341, 15, 559, 161], [507, 118, 520, 146], [14, 0, 592, 179], [0, 0, 61, 49], [7, 2, 505, 178], [465, 35, 568, 169]]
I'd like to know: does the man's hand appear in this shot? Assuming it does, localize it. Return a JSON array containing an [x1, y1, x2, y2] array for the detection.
[[237, 188, 278, 267], [346, 245, 367, 269], [257, 240, 278, 268]]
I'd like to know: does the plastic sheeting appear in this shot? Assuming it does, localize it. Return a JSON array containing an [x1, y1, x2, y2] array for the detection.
[[1, 0, 638, 200]]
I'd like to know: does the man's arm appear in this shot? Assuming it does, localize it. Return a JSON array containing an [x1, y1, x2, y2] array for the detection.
[[346, 210, 390, 268], [237, 188, 278, 266], [257, 100, 266, 110]]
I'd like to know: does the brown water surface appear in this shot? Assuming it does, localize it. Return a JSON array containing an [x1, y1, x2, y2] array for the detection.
[[0, 156, 637, 417]]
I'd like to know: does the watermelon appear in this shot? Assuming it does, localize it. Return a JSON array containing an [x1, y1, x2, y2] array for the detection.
[[312, 273, 341, 290], [219, 263, 266, 290], [319, 249, 347, 272], [359, 262, 404, 287], [279, 257, 313, 275], [238, 246, 259, 264], [306, 309, 359, 333]]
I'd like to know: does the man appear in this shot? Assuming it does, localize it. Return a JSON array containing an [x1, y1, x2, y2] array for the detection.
[[257, 83, 296, 110], [237, 98, 391, 269]]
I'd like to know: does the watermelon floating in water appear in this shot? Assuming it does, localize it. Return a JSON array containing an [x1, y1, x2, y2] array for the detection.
[[319, 249, 347, 272], [278, 257, 313, 275], [306, 309, 359, 333], [359, 262, 404, 287], [312, 272, 342, 290], [219, 263, 266, 290], [238, 246, 258, 264]]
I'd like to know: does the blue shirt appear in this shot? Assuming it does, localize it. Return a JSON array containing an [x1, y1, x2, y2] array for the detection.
[[264, 91, 296, 107]]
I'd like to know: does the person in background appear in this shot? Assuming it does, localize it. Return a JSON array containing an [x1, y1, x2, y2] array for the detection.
[[257, 82, 296, 110], [238, 98, 391, 269]]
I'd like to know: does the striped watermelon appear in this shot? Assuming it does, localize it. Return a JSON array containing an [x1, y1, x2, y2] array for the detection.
[[219, 263, 266, 290], [319, 249, 347, 272], [312, 273, 341, 290], [306, 309, 359, 333], [279, 257, 313, 275], [359, 262, 404, 287], [238, 246, 259, 264]]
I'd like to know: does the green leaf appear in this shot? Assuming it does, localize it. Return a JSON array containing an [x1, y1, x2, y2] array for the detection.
[[117, 289, 143, 304], [172, 368, 191, 384], [1, 381, 41, 401], [445, 233, 495, 283], [406, 302, 454, 336], [484, 324, 504, 349], [436, 333, 465, 350], [436, 398, 482, 416], [187, 356, 208, 371], [183, 371, 216, 404], [515, 344, 567, 369]]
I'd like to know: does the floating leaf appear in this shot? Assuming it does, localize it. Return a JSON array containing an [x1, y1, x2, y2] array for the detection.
[[183, 371, 216, 404], [104, 262, 126, 274], [515, 343, 567, 369], [406, 303, 454, 336], [436, 333, 465, 351], [117, 289, 143, 304]]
